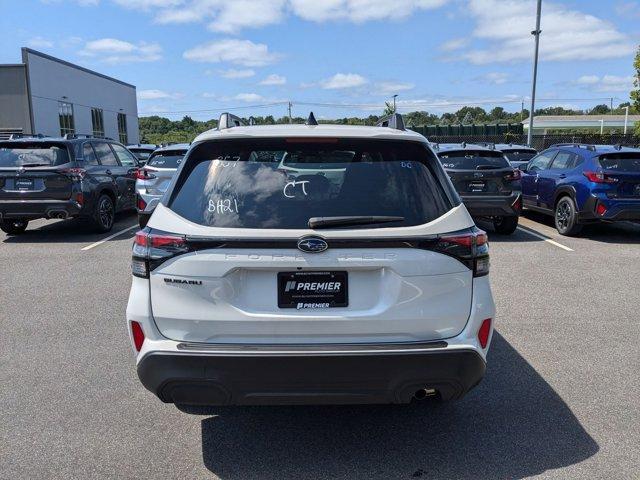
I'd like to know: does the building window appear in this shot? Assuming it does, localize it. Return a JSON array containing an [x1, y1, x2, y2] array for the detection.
[[58, 102, 75, 136], [117, 113, 128, 144], [91, 108, 104, 138]]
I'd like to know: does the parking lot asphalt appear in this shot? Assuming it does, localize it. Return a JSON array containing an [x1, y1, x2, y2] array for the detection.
[[1, 212, 639, 480]]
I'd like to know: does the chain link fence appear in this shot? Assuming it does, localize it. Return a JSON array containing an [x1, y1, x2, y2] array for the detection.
[[407, 130, 640, 151]]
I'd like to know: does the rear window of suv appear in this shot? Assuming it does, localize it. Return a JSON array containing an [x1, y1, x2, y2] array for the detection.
[[438, 150, 510, 170], [0, 142, 70, 167], [598, 153, 640, 172], [147, 151, 186, 168], [168, 139, 455, 229], [503, 150, 537, 162]]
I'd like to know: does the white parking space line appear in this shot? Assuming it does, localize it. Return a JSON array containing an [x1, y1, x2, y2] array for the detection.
[[516, 226, 574, 252], [81, 225, 138, 251]]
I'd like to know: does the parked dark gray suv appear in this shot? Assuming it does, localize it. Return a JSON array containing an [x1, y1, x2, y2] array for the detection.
[[0, 134, 140, 234]]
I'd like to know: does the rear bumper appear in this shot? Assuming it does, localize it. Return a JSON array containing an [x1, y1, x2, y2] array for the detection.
[[137, 345, 486, 405], [579, 195, 640, 222], [460, 193, 521, 218], [135, 191, 162, 214], [0, 199, 83, 220]]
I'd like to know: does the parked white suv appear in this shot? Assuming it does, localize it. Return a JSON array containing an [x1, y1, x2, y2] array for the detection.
[[126, 113, 496, 407]]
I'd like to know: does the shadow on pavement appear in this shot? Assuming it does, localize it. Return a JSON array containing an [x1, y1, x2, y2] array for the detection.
[[197, 333, 598, 479], [474, 219, 541, 244], [1, 212, 137, 244]]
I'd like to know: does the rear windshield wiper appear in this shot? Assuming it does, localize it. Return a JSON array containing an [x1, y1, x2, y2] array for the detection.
[[308, 216, 405, 229]]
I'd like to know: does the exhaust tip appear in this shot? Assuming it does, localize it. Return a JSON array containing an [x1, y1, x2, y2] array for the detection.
[[413, 388, 437, 400]]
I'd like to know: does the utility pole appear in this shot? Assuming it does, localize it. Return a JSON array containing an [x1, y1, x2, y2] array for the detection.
[[610, 97, 614, 111], [393, 94, 398, 113], [287, 101, 293, 124], [527, 0, 542, 147], [521, 99, 525, 122]]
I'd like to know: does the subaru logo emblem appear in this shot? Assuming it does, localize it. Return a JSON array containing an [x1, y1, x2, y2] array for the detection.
[[297, 236, 328, 253]]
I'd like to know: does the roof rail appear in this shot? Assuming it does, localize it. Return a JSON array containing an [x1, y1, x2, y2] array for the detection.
[[8, 133, 48, 140], [306, 112, 318, 126], [376, 113, 405, 131], [218, 112, 245, 130], [549, 143, 596, 151]]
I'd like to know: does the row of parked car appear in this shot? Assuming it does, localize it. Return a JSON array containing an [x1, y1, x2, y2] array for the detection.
[[1, 130, 639, 237], [432, 141, 640, 236], [0, 135, 189, 234]]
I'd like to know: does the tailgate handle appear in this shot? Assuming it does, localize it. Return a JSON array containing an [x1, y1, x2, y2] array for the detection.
[[558, 174, 566, 179], [105, 169, 112, 175]]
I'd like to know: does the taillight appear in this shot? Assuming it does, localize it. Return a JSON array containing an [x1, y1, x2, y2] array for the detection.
[[132, 228, 189, 278], [60, 167, 87, 180], [130, 321, 145, 352], [505, 169, 522, 182], [137, 195, 147, 211], [432, 227, 490, 277], [135, 169, 156, 180], [583, 171, 617, 184], [478, 318, 492, 348]]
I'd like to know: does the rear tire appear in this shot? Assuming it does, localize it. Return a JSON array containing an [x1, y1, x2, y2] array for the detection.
[[92, 194, 115, 233], [493, 216, 518, 235], [0, 219, 28, 235], [554, 196, 583, 236]]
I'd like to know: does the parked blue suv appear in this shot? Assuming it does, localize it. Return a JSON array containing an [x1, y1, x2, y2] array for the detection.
[[520, 144, 640, 235]]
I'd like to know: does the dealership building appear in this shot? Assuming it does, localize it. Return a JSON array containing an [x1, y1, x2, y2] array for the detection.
[[0, 48, 139, 143]]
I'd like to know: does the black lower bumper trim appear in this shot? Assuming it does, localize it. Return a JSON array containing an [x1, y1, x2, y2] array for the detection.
[[0, 199, 82, 219], [137, 349, 486, 406], [461, 194, 520, 217]]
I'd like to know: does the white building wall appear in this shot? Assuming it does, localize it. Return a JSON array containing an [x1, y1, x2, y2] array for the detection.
[[23, 48, 139, 143]]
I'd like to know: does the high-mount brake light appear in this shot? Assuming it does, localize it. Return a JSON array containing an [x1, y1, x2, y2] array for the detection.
[[135, 169, 156, 180], [434, 228, 490, 277], [583, 171, 617, 184], [132, 229, 189, 278]]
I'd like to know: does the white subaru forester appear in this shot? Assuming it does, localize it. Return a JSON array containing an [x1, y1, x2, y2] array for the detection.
[[126, 113, 496, 407]]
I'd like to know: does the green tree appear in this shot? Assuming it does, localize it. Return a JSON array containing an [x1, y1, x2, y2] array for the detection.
[[382, 102, 395, 116], [632, 45, 640, 134], [588, 104, 610, 115]]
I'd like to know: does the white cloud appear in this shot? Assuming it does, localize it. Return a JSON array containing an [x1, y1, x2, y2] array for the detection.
[[448, 0, 635, 64], [131, 0, 448, 32], [183, 39, 281, 67], [375, 81, 415, 94], [289, 0, 448, 23], [320, 73, 368, 89], [476, 72, 510, 85], [259, 74, 286, 85], [440, 37, 468, 52], [576, 75, 635, 93], [215, 68, 256, 78], [615, 1, 640, 17], [27, 37, 54, 49], [234, 93, 265, 102], [79, 38, 162, 63], [138, 89, 184, 100]]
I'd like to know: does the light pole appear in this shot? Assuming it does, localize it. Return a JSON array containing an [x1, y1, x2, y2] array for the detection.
[[600, 119, 604, 135], [392, 94, 398, 113], [527, 0, 542, 147], [624, 105, 630, 134]]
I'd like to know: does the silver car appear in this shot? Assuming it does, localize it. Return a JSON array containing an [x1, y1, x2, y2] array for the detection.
[[135, 143, 189, 227]]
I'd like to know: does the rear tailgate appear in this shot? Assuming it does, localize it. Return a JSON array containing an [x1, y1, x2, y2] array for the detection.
[[148, 224, 473, 344], [0, 168, 74, 200], [449, 168, 515, 195], [598, 154, 640, 197]]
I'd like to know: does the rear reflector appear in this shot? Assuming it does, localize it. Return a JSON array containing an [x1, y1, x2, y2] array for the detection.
[[478, 318, 492, 348], [137, 195, 147, 211], [512, 196, 522, 212], [596, 203, 607, 216], [131, 321, 145, 352]]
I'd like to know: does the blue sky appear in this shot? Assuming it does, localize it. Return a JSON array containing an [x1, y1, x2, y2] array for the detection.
[[1, 0, 639, 120]]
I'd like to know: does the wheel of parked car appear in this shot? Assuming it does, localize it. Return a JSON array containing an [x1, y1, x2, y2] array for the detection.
[[93, 194, 115, 233], [554, 196, 583, 236], [0, 219, 29, 235], [493, 216, 518, 235]]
